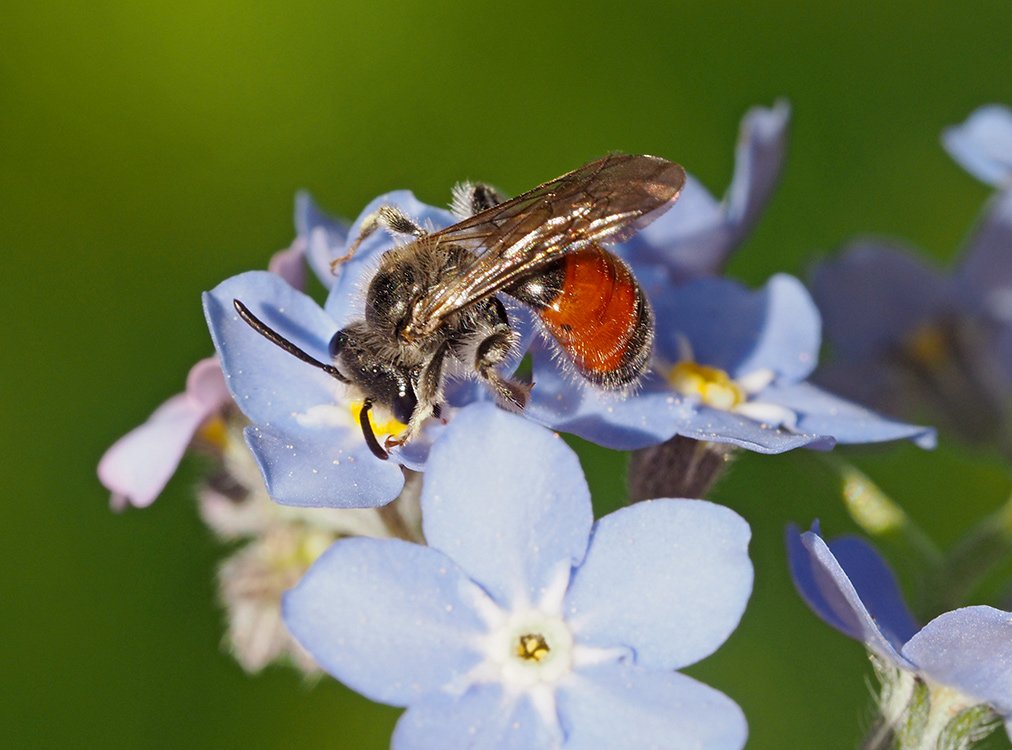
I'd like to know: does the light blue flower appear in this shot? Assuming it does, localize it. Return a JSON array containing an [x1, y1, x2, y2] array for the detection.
[[787, 523, 1012, 742], [203, 192, 519, 508], [294, 191, 351, 288], [810, 191, 1012, 442], [943, 104, 1012, 187], [619, 100, 790, 284], [526, 274, 935, 452], [284, 404, 753, 750]]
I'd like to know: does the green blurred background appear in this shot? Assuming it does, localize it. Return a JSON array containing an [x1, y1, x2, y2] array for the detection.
[[3, 1, 1011, 747]]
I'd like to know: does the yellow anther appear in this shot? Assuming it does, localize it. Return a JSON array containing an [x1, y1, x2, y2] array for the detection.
[[196, 416, 229, 452], [515, 633, 551, 662], [668, 361, 746, 410], [903, 324, 949, 368]]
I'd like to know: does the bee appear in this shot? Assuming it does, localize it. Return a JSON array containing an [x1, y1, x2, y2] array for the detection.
[[234, 154, 685, 460]]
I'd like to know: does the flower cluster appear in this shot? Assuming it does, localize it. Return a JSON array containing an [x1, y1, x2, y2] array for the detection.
[[287, 405, 752, 749], [811, 104, 1012, 452], [788, 523, 1012, 747], [100, 101, 1012, 749]]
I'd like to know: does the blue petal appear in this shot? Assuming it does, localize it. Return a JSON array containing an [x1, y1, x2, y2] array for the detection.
[[942, 104, 1012, 187], [421, 403, 593, 610], [809, 357, 902, 417], [245, 424, 403, 508], [810, 241, 952, 360], [653, 275, 821, 383], [954, 189, 1012, 320], [786, 525, 912, 667], [204, 271, 341, 432], [565, 500, 752, 670], [324, 191, 456, 326], [827, 536, 919, 646], [902, 606, 1012, 718], [526, 352, 834, 453], [282, 537, 489, 707], [392, 685, 559, 750], [620, 100, 789, 280], [675, 405, 834, 453], [525, 358, 681, 450], [294, 191, 350, 289], [620, 174, 724, 278], [557, 664, 747, 750], [725, 99, 791, 233], [761, 382, 937, 448]]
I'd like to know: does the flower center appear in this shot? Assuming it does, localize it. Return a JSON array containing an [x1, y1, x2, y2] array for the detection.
[[348, 400, 407, 438], [667, 361, 747, 409], [901, 323, 950, 368], [196, 415, 230, 452], [483, 610, 574, 689], [515, 633, 551, 662]]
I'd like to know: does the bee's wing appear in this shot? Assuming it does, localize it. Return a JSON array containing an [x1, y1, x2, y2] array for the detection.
[[411, 154, 685, 331]]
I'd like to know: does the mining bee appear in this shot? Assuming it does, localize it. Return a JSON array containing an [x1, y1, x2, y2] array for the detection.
[[235, 154, 686, 459]]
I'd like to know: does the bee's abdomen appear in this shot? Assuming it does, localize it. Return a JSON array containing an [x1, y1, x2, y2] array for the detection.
[[512, 244, 654, 388]]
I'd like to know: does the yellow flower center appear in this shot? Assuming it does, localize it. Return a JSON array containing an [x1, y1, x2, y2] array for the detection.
[[902, 324, 949, 368], [196, 415, 229, 452], [668, 361, 747, 410], [515, 633, 551, 662], [348, 400, 408, 438]]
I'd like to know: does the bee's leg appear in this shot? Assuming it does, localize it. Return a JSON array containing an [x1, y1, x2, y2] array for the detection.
[[475, 325, 531, 412], [386, 342, 450, 450], [450, 181, 506, 219], [330, 205, 426, 271]]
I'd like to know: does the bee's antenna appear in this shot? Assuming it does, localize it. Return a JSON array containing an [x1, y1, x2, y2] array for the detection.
[[232, 299, 349, 384], [358, 399, 389, 460]]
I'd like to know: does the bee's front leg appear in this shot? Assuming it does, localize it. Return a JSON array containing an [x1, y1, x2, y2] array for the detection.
[[331, 205, 427, 271], [386, 342, 450, 450]]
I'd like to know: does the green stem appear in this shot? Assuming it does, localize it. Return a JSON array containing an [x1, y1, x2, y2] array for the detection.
[[930, 494, 1012, 614]]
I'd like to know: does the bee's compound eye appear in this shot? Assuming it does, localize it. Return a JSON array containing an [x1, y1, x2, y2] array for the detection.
[[391, 387, 418, 425], [329, 329, 349, 358]]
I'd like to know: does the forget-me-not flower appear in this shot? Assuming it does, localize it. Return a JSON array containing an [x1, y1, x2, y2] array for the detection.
[[788, 523, 1012, 744], [98, 356, 230, 510], [99, 240, 318, 510], [295, 190, 351, 289], [811, 124, 1012, 444], [943, 104, 1012, 188], [204, 126, 797, 509], [203, 192, 484, 508], [284, 403, 753, 749], [526, 273, 935, 452], [620, 100, 791, 283]]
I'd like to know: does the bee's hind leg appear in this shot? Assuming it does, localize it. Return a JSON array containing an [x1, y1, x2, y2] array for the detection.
[[330, 205, 427, 271], [450, 182, 506, 219]]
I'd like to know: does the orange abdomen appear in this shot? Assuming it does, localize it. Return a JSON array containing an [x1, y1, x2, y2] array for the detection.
[[535, 244, 654, 387]]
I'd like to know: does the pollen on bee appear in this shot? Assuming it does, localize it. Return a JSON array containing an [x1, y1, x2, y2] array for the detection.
[[348, 400, 408, 437]]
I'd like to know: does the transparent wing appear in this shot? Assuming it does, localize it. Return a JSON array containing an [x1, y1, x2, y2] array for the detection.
[[409, 154, 685, 334]]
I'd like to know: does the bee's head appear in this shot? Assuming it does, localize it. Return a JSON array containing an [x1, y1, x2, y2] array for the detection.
[[330, 326, 419, 426]]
